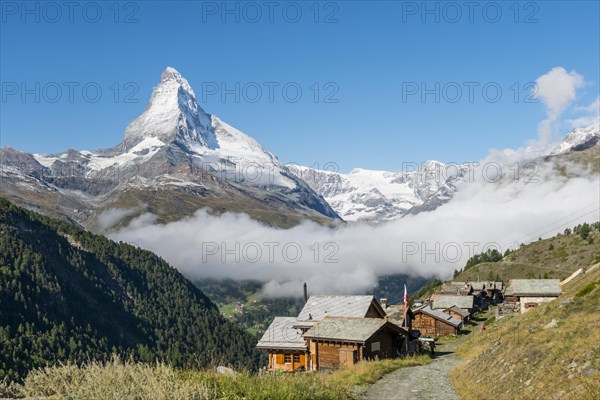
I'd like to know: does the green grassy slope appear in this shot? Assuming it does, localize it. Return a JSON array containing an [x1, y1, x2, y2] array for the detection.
[[455, 228, 599, 283]]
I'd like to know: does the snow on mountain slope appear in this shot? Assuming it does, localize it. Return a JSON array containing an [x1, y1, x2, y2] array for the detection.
[[549, 121, 600, 155], [291, 122, 599, 223], [193, 116, 296, 188], [289, 161, 469, 222], [2, 67, 340, 227], [31, 68, 297, 189], [34, 137, 166, 173], [123, 67, 216, 150]]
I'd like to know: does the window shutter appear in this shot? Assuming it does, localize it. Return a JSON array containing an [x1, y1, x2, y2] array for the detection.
[[276, 353, 284, 364], [299, 354, 305, 366]]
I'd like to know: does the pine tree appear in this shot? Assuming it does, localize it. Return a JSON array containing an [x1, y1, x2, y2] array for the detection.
[[579, 223, 591, 240]]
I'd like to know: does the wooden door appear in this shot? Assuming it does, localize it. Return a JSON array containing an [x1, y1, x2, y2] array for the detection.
[[339, 349, 356, 367]]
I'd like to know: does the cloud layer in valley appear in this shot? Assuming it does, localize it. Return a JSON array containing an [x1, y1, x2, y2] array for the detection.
[[109, 156, 599, 297]]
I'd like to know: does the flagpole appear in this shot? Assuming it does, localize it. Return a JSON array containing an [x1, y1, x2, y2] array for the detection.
[[403, 284, 408, 328], [404, 283, 409, 353]]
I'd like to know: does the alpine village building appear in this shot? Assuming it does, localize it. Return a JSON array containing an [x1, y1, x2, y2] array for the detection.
[[257, 295, 415, 372], [504, 279, 561, 313], [257, 279, 560, 372], [412, 305, 463, 336]]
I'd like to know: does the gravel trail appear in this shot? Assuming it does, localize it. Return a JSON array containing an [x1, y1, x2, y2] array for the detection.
[[362, 340, 464, 400]]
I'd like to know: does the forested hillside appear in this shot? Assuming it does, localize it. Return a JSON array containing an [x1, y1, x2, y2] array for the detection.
[[0, 197, 259, 383]]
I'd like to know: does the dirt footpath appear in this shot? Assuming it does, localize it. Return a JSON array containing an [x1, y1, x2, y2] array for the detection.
[[362, 340, 464, 400]]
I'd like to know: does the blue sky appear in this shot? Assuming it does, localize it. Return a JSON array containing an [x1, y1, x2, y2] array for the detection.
[[1, 0, 599, 172]]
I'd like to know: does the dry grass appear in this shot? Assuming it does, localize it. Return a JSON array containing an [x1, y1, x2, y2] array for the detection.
[[2, 358, 210, 400], [2, 355, 431, 400], [452, 268, 600, 400]]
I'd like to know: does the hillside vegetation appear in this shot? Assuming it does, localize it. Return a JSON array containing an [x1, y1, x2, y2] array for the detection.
[[556, 142, 600, 174], [454, 223, 600, 283], [0, 197, 259, 384], [452, 266, 600, 400]]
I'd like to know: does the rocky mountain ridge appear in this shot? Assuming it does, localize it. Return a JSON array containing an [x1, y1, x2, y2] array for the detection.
[[0, 67, 340, 230]]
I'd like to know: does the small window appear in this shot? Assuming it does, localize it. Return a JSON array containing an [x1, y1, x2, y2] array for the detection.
[[293, 354, 300, 363], [284, 354, 292, 363]]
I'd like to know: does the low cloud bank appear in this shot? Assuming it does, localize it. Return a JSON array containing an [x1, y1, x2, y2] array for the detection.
[[110, 155, 599, 297]]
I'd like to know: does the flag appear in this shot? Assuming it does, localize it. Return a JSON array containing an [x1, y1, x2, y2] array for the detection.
[[404, 284, 409, 305]]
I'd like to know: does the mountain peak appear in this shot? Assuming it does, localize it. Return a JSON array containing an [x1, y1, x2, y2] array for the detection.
[[161, 66, 182, 79], [122, 67, 215, 150], [160, 66, 195, 97], [550, 121, 600, 155]]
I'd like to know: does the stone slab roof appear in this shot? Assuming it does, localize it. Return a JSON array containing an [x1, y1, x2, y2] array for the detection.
[[432, 295, 474, 310], [256, 317, 307, 350], [303, 317, 404, 343], [297, 295, 379, 321], [505, 279, 561, 297], [413, 305, 463, 328]]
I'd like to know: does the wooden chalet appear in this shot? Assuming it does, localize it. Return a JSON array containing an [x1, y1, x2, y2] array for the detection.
[[381, 300, 419, 354], [442, 305, 470, 324], [471, 281, 503, 303], [432, 295, 474, 315], [257, 295, 412, 372], [256, 317, 308, 372], [303, 317, 409, 370], [432, 282, 473, 298], [412, 305, 463, 336], [504, 279, 561, 313]]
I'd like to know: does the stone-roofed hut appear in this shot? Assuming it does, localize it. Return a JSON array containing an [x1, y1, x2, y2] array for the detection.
[[257, 317, 308, 372], [412, 305, 463, 336], [432, 295, 474, 314], [504, 279, 561, 313], [303, 317, 409, 370]]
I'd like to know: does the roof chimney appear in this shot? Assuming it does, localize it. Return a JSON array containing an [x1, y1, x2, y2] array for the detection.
[[303, 282, 308, 304], [380, 298, 388, 309]]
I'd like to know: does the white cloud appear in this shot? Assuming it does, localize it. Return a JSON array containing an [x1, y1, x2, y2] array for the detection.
[[567, 96, 600, 128], [96, 207, 139, 230], [111, 155, 599, 297], [535, 67, 584, 116], [533, 67, 584, 144], [574, 96, 600, 114]]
